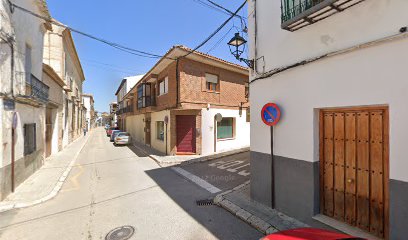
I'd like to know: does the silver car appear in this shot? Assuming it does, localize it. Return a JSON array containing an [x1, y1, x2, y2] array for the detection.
[[114, 132, 131, 146]]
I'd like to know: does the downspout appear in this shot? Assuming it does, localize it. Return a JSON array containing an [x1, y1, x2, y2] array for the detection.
[[175, 58, 180, 106]]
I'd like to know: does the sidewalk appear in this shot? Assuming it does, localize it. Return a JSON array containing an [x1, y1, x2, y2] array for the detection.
[[214, 181, 309, 235], [0, 133, 89, 213], [131, 140, 249, 167]]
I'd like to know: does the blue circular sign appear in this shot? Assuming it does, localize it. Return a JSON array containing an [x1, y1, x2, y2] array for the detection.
[[261, 103, 281, 126]]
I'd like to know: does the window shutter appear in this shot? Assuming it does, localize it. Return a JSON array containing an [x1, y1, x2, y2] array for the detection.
[[205, 73, 218, 83]]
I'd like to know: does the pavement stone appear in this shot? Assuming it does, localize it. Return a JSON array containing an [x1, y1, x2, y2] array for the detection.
[[132, 140, 249, 167], [0, 132, 90, 213], [214, 181, 310, 235], [236, 208, 252, 221]]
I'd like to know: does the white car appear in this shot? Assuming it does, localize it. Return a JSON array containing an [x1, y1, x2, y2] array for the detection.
[[114, 132, 131, 146]]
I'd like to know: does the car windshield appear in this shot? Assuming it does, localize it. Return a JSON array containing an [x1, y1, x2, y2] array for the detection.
[[118, 133, 129, 136]]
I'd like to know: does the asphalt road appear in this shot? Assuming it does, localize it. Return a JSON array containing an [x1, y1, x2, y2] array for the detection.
[[0, 128, 262, 240], [180, 152, 250, 191]]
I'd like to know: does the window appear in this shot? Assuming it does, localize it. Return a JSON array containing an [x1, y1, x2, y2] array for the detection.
[[205, 73, 219, 92], [217, 117, 234, 140], [159, 77, 168, 95], [156, 121, 164, 141], [137, 85, 144, 109], [24, 124, 36, 155]]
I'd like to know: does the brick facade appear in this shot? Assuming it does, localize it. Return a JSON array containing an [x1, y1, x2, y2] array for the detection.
[[121, 46, 249, 155]]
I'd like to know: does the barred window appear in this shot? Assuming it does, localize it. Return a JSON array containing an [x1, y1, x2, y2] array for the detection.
[[24, 123, 36, 155]]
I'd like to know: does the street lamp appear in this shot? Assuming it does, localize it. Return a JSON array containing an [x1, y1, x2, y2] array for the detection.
[[227, 32, 254, 69]]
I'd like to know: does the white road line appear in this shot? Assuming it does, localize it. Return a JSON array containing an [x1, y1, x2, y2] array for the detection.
[[171, 167, 221, 194]]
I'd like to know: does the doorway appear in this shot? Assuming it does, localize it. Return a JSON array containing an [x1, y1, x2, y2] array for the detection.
[[320, 106, 389, 239]]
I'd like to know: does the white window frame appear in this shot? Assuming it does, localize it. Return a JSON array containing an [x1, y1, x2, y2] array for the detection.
[[159, 77, 168, 96]]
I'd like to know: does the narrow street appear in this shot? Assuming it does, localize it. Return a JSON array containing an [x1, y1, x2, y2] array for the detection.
[[0, 128, 262, 240]]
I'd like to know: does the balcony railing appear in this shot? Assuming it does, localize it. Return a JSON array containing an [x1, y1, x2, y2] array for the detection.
[[25, 74, 50, 102], [117, 105, 134, 115], [281, 0, 366, 31], [137, 96, 156, 110]]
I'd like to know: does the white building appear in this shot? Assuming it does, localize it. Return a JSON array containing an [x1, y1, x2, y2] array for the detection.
[[0, 0, 52, 200], [82, 94, 94, 131], [115, 75, 143, 130], [248, 0, 408, 239], [43, 19, 86, 147]]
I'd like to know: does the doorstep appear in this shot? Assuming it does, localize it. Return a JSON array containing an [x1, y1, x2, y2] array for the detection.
[[313, 214, 382, 240]]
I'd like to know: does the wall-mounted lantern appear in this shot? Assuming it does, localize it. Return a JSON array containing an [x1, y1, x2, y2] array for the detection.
[[227, 32, 254, 69]]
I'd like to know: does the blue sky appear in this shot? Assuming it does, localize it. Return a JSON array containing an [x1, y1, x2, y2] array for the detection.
[[46, 0, 248, 113]]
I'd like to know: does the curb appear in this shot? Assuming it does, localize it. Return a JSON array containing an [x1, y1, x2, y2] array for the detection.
[[131, 142, 249, 168], [0, 134, 90, 213], [213, 181, 279, 235], [131, 143, 164, 167]]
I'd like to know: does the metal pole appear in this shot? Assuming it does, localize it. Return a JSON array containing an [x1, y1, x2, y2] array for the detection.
[[11, 128, 15, 192], [214, 118, 217, 152], [271, 126, 275, 209], [165, 123, 168, 155]]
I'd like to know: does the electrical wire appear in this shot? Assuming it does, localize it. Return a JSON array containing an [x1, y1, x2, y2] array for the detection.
[[7, 1, 173, 60], [206, 25, 233, 54], [180, 0, 247, 58]]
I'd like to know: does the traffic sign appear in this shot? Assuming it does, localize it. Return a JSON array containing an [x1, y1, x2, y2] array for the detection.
[[261, 103, 281, 126]]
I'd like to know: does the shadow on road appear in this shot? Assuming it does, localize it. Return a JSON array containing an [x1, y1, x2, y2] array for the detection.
[[144, 166, 263, 240]]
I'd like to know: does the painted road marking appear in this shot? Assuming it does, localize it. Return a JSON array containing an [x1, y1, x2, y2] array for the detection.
[[226, 163, 249, 173], [208, 159, 250, 176], [171, 167, 221, 194]]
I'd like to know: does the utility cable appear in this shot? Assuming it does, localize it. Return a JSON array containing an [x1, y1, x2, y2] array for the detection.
[[7, 1, 173, 59], [180, 0, 247, 58]]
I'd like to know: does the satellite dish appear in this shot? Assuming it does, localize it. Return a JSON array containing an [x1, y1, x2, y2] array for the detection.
[[215, 113, 223, 122]]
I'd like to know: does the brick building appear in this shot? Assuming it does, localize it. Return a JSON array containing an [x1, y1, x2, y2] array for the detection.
[[118, 46, 249, 155]]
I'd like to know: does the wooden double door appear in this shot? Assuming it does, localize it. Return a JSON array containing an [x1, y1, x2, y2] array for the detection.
[[320, 107, 389, 239]]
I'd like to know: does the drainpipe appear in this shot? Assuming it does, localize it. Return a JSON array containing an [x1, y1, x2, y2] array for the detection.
[[175, 58, 180, 106]]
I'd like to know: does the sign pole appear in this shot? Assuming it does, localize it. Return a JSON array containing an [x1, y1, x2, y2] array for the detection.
[[270, 126, 275, 209], [261, 103, 281, 210], [11, 128, 15, 192], [11, 112, 17, 193], [165, 123, 168, 155]]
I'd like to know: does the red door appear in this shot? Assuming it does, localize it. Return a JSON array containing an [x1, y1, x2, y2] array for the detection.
[[176, 115, 196, 154]]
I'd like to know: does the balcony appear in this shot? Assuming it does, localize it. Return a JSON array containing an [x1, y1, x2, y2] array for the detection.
[[281, 0, 366, 31], [117, 105, 134, 115], [137, 96, 156, 110], [16, 73, 49, 104]]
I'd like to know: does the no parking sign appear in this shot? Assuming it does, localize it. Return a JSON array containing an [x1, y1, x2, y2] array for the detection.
[[261, 103, 281, 126]]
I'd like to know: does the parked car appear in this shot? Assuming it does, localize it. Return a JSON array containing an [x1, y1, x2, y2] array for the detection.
[[114, 132, 131, 146], [110, 130, 121, 142], [261, 228, 365, 240], [107, 127, 118, 136]]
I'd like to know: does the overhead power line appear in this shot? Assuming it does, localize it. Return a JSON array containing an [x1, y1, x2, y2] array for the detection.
[[206, 26, 234, 54], [7, 1, 173, 59], [180, 0, 247, 58]]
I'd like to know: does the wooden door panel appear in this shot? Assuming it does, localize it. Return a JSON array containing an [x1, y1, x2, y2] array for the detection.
[[345, 113, 357, 225], [334, 113, 345, 221], [323, 113, 334, 216], [370, 112, 384, 237], [356, 112, 370, 231], [321, 108, 388, 239]]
